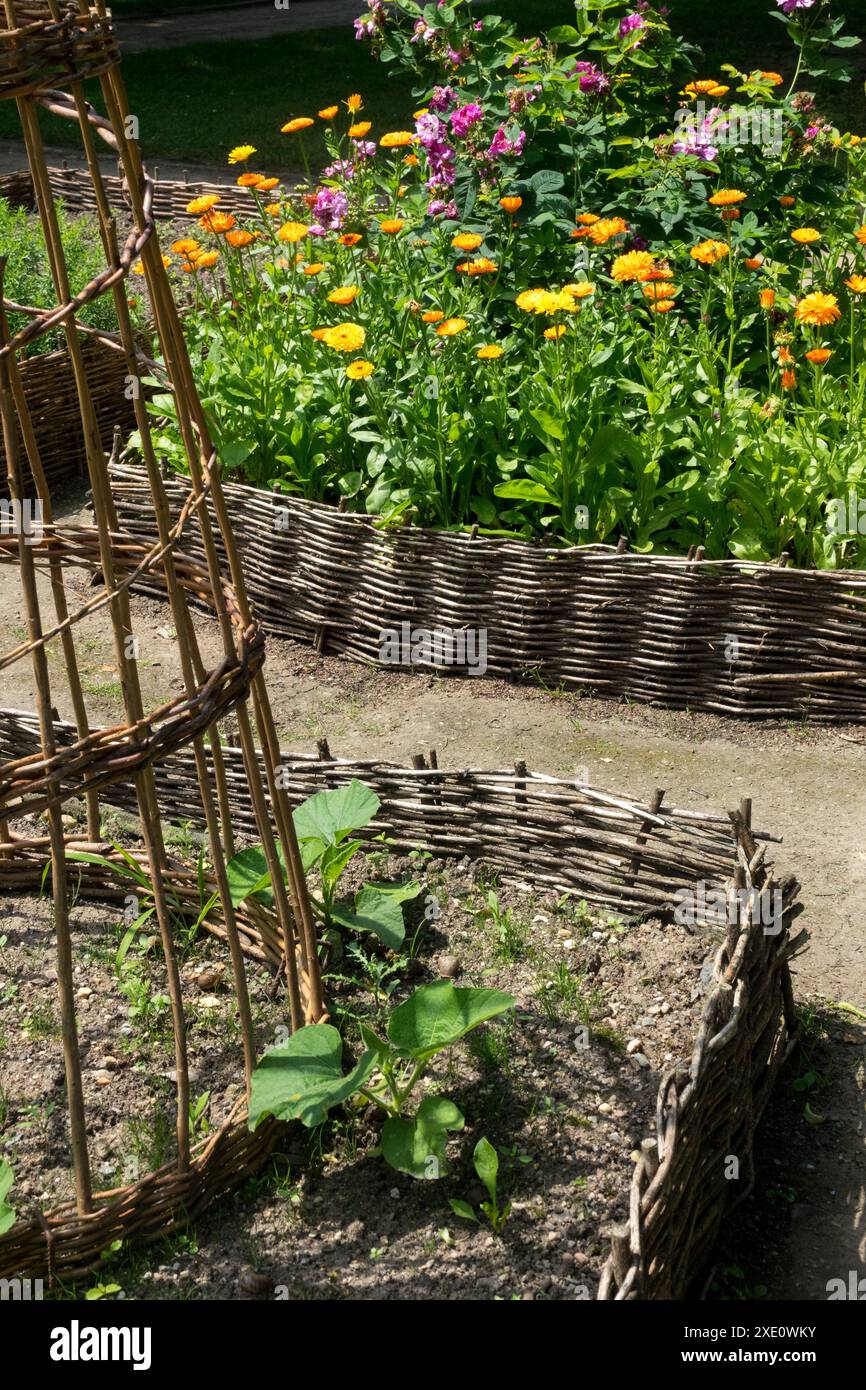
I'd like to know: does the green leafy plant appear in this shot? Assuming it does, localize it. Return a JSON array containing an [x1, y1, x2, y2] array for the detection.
[[226, 780, 421, 949], [450, 1137, 512, 1235], [0, 1160, 15, 1235], [475, 889, 527, 962], [248, 979, 514, 1179]]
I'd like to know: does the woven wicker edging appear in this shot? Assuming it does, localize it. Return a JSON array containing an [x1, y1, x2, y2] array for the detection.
[[0, 338, 135, 496], [0, 710, 802, 1296], [108, 462, 866, 723], [0, 164, 272, 221]]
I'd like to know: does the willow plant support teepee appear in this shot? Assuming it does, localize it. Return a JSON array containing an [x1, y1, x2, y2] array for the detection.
[[0, 0, 324, 1279]]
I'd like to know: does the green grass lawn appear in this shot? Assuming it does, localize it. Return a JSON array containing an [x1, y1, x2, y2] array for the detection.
[[0, 2, 860, 171]]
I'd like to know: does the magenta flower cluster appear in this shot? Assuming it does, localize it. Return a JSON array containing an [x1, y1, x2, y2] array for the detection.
[[570, 61, 611, 96]]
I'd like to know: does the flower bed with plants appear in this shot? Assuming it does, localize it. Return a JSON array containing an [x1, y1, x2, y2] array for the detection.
[[144, 0, 866, 571], [0, 736, 801, 1299]]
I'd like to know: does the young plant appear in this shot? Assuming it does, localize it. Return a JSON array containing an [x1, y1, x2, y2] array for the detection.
[[226, 780, 421, 949], [475, 889, 527, 962], [248, 979, 514, 1180], [0, 1160, 15, 1235], [450, 1137, 512, 1236]]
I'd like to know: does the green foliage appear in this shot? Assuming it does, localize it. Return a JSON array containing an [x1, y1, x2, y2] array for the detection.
[[0, 1159, 15, 1235], [449, 1136, 512, 1234], [226, 780, 420, 948], [248, 980, 514, 1179], [0, 196, 119, 356]]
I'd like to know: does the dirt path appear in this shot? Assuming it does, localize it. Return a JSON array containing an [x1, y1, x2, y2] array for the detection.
[[1, 484, 864, 1299], [117, 0, 362, 53]]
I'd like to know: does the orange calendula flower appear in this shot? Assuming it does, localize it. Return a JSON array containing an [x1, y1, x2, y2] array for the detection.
[[779, 195, 796, 208], [759, 289, 776, 310], [226, 229, 257, 248], [310, 327, 327, 341], [758, 71, 783, 86], [643, 282, 678, 300], [690, 240, 729, 265], [380, 219, 405, 234], [436, 317, 468, 337], [743, 257, 763, 270], [650, 300, 676, 313], [562, 281, 595, 299], [516, 288, 551, 313], [380, 131, 415, 148], [346, 359, 375, 380], [338, 232, 363, 247], [500, 196, 523, 213], [452, 232, 483, 251], [544, 324, 567, 339], [318, 106, 339, 120], [576, 213, 600, 226], [187, 194, 220, 215], [257, 178, 280, 192], [588, 216, 628, 245], [277, 221, 310, 243], [611, 251, 656, 282], [682, 80, 729, 98], [477, 345, 504, 359], [404, 153, 420, 167], [805, 348, 832, 364], [228, 144, 256, 164], [281, 117, 315, 134], [263, 203, 282, 217], [709, 188, 747, 206], [303, 263, 325, 276], [855, 226, 866, 246], [236, 172, 263, 188], [193, 250, 219, 270], [349, 121, 373, 139], [795, 292, 841, 326], [346, 94, 363, 113], [171, 238, 199, 255], [845, 275, 866, 294], [791, 227, 821, 244], [457, 257, 498, 276], [422, 309, 444, 323], [322, 322, 366, 352], [778, 347, 795, 365], [199, 211, 236, 234], [328, 285, 360, 304], [781, 369, 797, 390]]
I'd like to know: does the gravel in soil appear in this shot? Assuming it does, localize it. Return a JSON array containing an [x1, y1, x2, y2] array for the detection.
[[1, 846, 725, 1299]]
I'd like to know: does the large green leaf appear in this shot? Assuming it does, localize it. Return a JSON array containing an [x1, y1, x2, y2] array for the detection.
[[292, 781, 380, 865], [248, 1024, 378, 1129], [225, 845, 273, 908], [380, 1096, 465, 1179], [330, 886, 408, 949], [0, 1160, 15, 1235], [387, 981, 515, 1062]]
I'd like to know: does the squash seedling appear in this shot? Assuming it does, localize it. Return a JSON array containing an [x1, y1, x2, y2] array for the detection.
[[226, 780, 421, 949], [248, 980, 514, 1180], [450, 1137, 511, 1235]]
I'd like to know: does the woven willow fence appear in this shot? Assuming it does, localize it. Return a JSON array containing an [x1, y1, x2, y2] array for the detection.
[[0, 163, 269, 220], [0, 709, 803, 1296], [109, 463, 866, 723], [0, 337, 134, 494]]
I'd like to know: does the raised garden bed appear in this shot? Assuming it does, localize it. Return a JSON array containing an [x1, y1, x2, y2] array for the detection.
[[0, 338, 135, 496], [0, 712, 803, 1297], [109, 461, 866, 724]]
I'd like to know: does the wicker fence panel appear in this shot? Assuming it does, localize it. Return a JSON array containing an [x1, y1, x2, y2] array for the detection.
[[0, 339, 134, 495], [109, 462, 866, 723], [599, 839, 802, 1299], [0, 165, 268, 221]]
